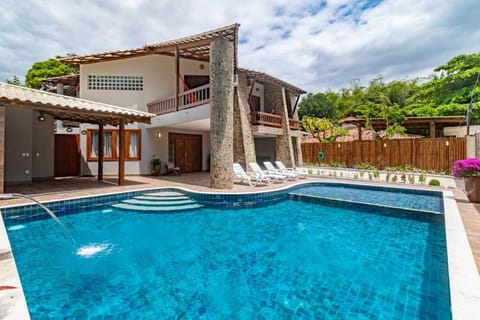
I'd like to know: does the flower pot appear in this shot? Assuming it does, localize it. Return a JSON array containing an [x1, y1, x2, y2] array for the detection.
[[152, 164, 161, 176], [464, 177, 480, 202]]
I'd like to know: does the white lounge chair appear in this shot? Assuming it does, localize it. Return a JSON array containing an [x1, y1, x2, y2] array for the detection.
[[263, 161, 298, 180], [248, 162, 287, 183], [233, 163, 269, 186], [275, 161, 307, 179]]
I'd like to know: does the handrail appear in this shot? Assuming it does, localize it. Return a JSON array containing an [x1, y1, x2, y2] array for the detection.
[[147, 84, 210, 115], [179, 84, 210, 110], [251, 111, 283, 128], [147, 96, 176, 115], [289, 118, 301, 130]]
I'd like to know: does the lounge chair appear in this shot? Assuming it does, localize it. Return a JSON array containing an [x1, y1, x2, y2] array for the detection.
[[233, 163, 269, 186], [275, 161, 307, 179], [263, 161, 298, 180], [248, 162, 287, 183], [166, 162, 181, 175]]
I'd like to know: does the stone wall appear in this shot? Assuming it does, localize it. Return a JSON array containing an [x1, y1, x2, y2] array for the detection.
[[263, 82, 284, 114], [233, 72, 256, 168], [209, 38, 234, 189]]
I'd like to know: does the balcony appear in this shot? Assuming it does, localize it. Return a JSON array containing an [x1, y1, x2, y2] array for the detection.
[[251, 111, 301, 130], [147, 84, 210, 115]]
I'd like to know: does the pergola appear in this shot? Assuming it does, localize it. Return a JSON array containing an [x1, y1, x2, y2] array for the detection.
[[339, 116, 465, 139], [0, 82, 154, 192]]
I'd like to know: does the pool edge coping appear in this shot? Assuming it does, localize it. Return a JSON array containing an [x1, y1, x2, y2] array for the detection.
[[443, 190, 480, 319], [0, 182, 478, 319]]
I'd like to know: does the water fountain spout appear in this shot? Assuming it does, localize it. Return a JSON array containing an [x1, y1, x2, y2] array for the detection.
[[0, 193, 77, 248]]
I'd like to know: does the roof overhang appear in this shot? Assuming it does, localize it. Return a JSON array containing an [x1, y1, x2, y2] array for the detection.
[[340, 116, 465, 131], [0, 82, 154, 125], [238, 68, 306, 95], [60, 24, 240, 68]]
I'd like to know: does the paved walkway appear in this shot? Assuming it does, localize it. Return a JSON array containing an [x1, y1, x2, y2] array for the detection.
[[2, 173, 480, 272]]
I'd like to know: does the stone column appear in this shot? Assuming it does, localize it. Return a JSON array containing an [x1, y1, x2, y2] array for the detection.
[[210, 38, 234, 189], [294, 136, 303, 167], [0, 107, 5, 193], [56, 83, 64, 95], [233, 72, 256, 168], [276, 88, 295, 167]]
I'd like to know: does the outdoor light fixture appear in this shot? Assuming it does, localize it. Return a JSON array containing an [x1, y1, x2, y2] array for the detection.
[[157, 132, 162, 138], [199, 64, 205, 70], [81, 129, 87, 135], [66, 127, 73, 133], [37, 113, 46, 122]]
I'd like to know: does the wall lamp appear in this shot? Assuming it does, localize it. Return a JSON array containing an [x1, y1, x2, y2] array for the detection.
[[37, 113, 46, 122]]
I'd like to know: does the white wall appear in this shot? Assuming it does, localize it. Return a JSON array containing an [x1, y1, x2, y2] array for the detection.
[[79, 54, 210, 111], [5, 109, 54, 182], [78, 54, 211, 175], [444, 125, 480, 137]]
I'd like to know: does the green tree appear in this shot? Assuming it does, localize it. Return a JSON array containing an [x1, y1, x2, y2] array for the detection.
[[6, 75, 21, 86], [25, 57, 78, 89], [298, 92, 336, 120], [408, 53, 480, 122], [301, 116, 348, 142]]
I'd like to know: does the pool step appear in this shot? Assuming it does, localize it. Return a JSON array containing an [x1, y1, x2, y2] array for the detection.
[[122, 199, 197, 206], [112, 202, 203, 212], [112, 191, 202, 213], [134, 195, 190, 201]]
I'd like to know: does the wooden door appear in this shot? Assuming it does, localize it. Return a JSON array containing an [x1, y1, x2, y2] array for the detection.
[[170, 133, 202, 172], [175, 137, 186, 171], [54, 134, 80, 177]]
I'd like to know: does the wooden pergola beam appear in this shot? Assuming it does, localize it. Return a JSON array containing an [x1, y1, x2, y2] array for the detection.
[[118, 120, 125, 185]]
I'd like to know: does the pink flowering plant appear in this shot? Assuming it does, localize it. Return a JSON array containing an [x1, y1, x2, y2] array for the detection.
[[453, 158, 480, 177]]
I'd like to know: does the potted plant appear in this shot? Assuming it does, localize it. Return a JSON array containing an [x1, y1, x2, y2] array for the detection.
[[151, 156, 161, 176], [453, 158, 480, 202]]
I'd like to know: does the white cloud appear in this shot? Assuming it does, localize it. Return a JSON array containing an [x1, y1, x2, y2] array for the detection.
[[0, 0, 479, 92]]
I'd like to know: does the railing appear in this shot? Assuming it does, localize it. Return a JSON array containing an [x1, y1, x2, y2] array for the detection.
[[147, 84, 210, 115], [179, 84, 210, 110], [251, 111, 283, 128], [289, 118, 301, 130], [251, 111, 301, 130], [147, 96, 176, 115]]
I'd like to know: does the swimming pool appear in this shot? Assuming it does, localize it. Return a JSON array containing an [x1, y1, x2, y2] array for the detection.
[[3, 184, 451, 319]]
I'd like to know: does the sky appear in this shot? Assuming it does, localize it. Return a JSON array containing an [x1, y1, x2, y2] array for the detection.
[[1, 0, 479, 93]]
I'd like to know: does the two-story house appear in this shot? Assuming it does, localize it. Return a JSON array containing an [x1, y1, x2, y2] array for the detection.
[[53, 23, 305, 188]]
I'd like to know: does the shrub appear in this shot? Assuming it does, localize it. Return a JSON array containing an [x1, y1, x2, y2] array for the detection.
[[428, 179, 441, 186], [453, 158, 480, 177]]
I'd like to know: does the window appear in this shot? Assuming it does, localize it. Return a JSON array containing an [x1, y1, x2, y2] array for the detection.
[[87, 129, 141, 161], [87, 75, 143, 91]]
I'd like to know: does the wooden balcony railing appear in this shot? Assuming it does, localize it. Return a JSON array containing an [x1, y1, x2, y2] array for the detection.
[[147, 84, 210, 115], [251, 111, 301, 130], [178, 84, 210, 110], [251, 111, 283, 128], [289, 118, 301, 130]]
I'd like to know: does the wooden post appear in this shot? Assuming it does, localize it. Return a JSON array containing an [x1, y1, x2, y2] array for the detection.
[[98, 123, 104, 181], [357, 125, 362, 141], [429, 121, 436, 138], [118, 120, 125, 186], [175, 46, 180, 112]]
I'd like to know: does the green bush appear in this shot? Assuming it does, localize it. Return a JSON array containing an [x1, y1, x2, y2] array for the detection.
[[428, 179, 440, 186]]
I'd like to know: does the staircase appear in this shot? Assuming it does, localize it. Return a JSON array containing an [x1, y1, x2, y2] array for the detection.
[[112, 191, 203, 212]]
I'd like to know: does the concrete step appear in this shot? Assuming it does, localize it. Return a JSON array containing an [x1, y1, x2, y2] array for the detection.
[[143, 191, 186, 197], [112, 202, 203, 212], [134, 195, 191, 201], [123, 199, 197, 206]]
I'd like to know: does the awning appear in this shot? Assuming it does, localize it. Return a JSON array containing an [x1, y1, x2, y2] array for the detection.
[[0, 82, 154, 125]]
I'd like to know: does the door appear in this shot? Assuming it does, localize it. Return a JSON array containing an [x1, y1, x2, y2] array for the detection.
[[169, 133, 202, 172], [54, 134, 80, 177]]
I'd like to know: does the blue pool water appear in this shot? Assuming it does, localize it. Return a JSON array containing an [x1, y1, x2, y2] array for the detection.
[[4, 187, 450, 319]]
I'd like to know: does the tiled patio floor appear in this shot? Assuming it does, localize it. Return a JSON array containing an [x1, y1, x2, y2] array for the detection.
[[2, 173, 480, 273]]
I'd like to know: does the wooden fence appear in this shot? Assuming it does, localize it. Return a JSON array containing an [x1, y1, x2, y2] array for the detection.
[[301, 137, 466, 173]]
